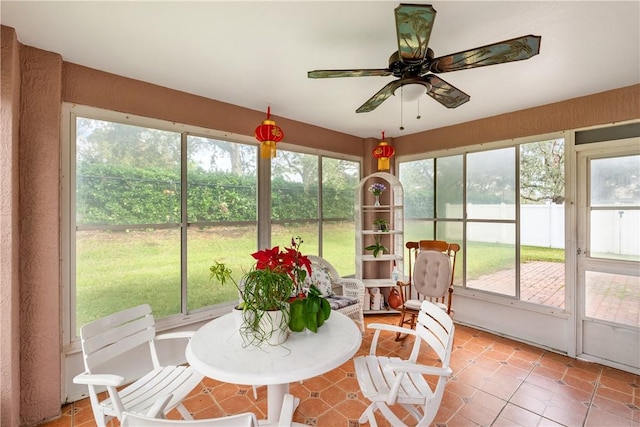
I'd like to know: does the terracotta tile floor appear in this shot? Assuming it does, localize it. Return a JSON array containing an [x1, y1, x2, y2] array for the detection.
[[41, 314, 640, 427]]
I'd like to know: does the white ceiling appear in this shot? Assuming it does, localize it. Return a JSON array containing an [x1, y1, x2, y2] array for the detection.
[[2, 1, 639, 139]]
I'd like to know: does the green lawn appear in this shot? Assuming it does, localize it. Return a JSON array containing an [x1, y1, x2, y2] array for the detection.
[[74, 224, 563, 331]]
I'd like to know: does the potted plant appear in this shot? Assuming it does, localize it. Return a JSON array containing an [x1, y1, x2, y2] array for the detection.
[[373, 217, 389, 232], [289, 284, 331, 333], [368, 182, 386, 206], [209, 236, 313, 346], [365, 235, 388, 257]]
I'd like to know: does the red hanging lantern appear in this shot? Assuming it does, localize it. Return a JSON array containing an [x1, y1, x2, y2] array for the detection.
[[255, 106, 284, 159], [372, 131, 395, 171]]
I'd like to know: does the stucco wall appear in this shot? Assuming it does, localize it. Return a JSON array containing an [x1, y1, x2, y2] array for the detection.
[[394, 84, 640, 155], [18, 45, 63, 425], [1, 25, 22, 427]]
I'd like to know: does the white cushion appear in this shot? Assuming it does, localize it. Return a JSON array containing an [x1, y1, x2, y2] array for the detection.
[[413, 251, 451, 297], [405, 299, 448, 313], [305, 267, 334, 297]]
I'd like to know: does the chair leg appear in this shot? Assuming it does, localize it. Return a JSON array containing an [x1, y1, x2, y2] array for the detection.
[[394, 312, 417, 342], [358, 404, 378, 427], [175, 403, 193, 420]]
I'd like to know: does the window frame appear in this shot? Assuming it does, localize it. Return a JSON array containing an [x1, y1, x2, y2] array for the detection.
[[61, 103, 361, 353], [396, 131, 569, 314]]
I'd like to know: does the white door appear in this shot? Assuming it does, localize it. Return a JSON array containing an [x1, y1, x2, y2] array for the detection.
[[576, 138, 640, 373]]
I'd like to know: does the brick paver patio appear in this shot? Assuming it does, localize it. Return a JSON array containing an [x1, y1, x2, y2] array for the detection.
[[466, 261, 639, 327]]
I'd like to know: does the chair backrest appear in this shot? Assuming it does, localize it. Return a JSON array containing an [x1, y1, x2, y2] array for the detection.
[[404, 240, 460, 311], [79, 304, 157, 372], [410, 300, 455, 364], [306, 255, 341, 297], [120, 412, 259, 427]]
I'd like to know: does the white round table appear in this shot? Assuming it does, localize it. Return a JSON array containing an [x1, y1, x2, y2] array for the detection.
[[186, 310, 362, 425]]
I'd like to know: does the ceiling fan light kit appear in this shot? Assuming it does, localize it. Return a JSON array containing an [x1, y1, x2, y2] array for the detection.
[[308, 3, 541, 114]]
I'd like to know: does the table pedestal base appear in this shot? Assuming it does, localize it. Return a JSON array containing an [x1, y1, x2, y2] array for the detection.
[[264, 384, 300, 426]]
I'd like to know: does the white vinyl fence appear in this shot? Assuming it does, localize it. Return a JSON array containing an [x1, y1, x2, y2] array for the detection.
[[449, 203, 639, 257]]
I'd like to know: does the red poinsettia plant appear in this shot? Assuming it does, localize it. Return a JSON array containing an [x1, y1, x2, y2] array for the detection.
[[210, 236, 330, 338], [251, 236, 312, 296]]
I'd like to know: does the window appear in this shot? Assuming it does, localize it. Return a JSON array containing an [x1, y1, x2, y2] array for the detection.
[[399, 138, 565, 308], [66, 105, 360, 338], [270, 149, 360, 277]]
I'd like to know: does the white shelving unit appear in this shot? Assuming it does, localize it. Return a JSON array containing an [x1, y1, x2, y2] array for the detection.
[[355, 172, 404, 314]]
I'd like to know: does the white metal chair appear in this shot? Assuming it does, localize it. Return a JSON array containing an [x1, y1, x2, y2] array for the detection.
[[306, 255, 365, 332], [354, 300, 455, 427], [73, 304, 204, 427], [121, 393, 293, 427]]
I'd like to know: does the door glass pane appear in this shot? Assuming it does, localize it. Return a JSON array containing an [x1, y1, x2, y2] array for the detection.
[[399, 159, 434, 219], [585, 271, 640, 327], [186, 136, 258, 312], [520, 139, 565, 308], [590, 210, 640, 261], [466, 222, 516, 296], [591, 156, 640, 206], [590, 155, 640, 261], [321, 157, 359, 276], [436, 155, 463, 219], [467, 148, 516, 220], [75, 118, 182, 331]]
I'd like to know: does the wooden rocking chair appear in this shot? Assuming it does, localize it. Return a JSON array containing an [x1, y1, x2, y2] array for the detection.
[[395, 240, 459, 341]]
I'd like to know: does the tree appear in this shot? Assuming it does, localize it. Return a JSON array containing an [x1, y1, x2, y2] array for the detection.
[[77, 118, 181, 169], [520, 139, 565, 204]]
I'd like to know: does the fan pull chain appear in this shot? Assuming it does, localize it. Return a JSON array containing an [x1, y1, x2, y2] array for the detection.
[[417, 100, 421, 120], [399, 87, 405, 131]]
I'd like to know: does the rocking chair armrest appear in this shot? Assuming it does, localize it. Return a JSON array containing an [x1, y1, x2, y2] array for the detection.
[[386, 362, 453, 377], [155, 331, 195, 341], [73, 372, 126, 387]]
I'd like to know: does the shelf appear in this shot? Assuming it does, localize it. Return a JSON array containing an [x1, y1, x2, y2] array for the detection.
[[362, 204, 403, 209], [360, 254, 400, 262], [363, 279, 397, 287], [356, 172, 404, 316]]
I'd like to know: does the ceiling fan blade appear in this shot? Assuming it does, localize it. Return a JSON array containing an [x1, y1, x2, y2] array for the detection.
[[429, 35, 542, 73], [356, 80, 403, 113], [395, 4, 436, 63], [308, 69, 391, 78], [426, 75, 470, 109]]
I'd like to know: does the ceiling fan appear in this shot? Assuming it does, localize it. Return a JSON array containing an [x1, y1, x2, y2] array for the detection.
[[308, 3, 541, 113]]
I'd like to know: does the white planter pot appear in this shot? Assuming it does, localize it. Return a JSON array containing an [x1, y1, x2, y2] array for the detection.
[[234, 307, 290, 346]]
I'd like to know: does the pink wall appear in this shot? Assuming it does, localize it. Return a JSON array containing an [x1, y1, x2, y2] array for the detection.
[[1, 25, 22, 427], [62, 63, 363, 157], [2, 22, 639, 425], [395, 85, 640, 154], [1, 26, 63, 426]]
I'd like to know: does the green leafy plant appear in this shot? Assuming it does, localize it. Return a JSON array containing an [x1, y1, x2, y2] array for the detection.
[[209, 261, 294, 346], [365, 235, 388, 257], [289, 284, 331, 333], [372, 217, 389, 232], [209, 237, 313, 346]]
